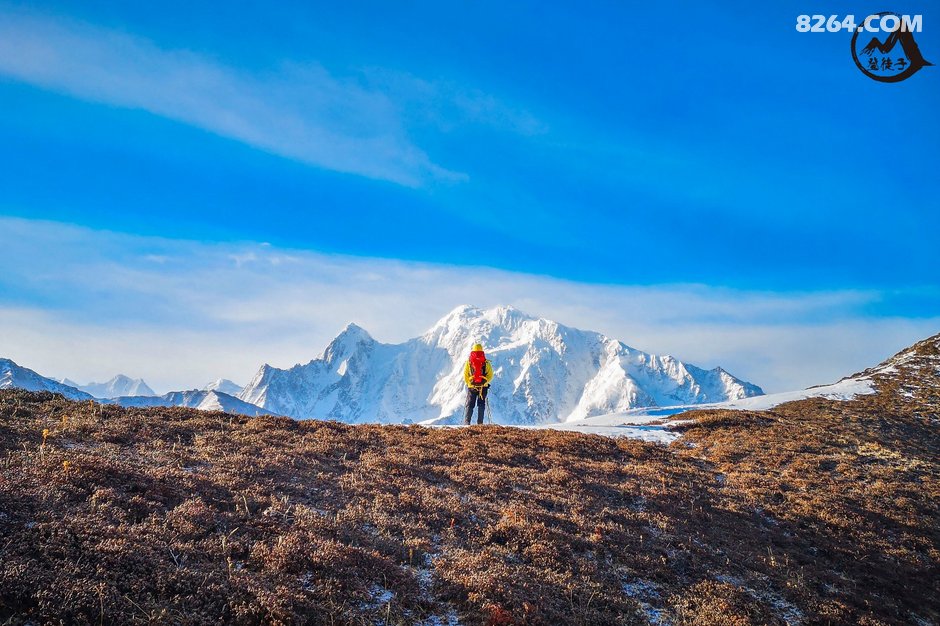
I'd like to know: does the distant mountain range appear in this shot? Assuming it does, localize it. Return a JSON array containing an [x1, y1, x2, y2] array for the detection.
[[62, 375, 155, 399], [106, 389, 274, 417], [1, 305, 764, 423]]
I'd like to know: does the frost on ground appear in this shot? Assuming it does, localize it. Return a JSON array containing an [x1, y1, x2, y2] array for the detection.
[[621, 577, 670, 625], [363, 584, 394, 609], [418, 611, 461, 626]]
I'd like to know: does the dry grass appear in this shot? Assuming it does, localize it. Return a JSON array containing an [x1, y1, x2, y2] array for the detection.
[[1, 336, 938, 625]]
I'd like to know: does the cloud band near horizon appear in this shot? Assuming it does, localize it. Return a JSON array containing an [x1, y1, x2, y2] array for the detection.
[[0, 216, 936, 395]]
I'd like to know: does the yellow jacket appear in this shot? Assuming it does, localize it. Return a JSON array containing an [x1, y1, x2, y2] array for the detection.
[[463, 359, 493, 387]]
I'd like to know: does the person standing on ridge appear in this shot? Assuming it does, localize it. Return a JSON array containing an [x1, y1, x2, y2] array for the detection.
[[463, 343, 493, 425]]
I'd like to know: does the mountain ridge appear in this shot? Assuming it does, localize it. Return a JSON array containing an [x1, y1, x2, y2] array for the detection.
[[238, 304, 764, 424], [105, 389, 277, 417]]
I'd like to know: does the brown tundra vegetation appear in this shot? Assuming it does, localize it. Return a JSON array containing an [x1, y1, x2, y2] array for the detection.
[[1, 335, 938, 625]]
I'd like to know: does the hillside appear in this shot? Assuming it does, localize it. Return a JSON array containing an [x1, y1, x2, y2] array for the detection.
[[0, 334, 937, 625], [239, 305, 763, 424]]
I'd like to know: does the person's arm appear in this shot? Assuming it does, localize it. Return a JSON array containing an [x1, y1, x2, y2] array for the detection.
[[484, 360, 494, 385], [463, 361, 472, 386]]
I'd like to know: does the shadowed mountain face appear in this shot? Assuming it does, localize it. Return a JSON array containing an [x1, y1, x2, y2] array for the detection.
[[0, 332, 936, 624], [238, 305, 763, 424]]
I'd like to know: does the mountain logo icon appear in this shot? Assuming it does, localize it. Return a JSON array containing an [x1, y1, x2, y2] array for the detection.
[[851, 12, 932, 82]]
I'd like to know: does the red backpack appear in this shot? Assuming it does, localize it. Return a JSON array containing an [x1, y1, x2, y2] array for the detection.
[[469, 350, 487, 384]]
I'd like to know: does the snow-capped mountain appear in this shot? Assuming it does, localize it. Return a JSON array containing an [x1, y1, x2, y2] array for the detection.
[[72, 375, 155, 399], [203, 378, 244, 396], [239, 305, 763, 424], [107, 390, 276, 417], [1, 358, 93, 401]]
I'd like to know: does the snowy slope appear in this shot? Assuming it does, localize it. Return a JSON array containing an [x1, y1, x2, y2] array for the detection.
[[108, 390, 276, 417], [239, 305, 763, 424], [76, 375, 155, 398], [203, 378, 244, 396], [705, 376, 875, 411], [550, 376, 877, 442], [1, 358, 93, 401]]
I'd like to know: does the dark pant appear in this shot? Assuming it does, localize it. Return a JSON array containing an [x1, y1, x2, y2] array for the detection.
[[464, 386, 488, 425]]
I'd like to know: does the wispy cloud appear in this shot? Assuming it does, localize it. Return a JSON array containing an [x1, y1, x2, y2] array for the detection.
[[1, 217, 936, 394], [0, 8, 506, 186], [361, 68, 547, 136]]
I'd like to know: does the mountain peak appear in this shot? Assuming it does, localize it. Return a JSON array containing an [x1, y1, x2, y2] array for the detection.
[[421, 304, 542, 352], [334, 322, 373, 343], [436, 304, 483, 325], [77, 375, 155, 399], [203, 378, 244, 396], [341, 321, 370, 334], [484, 304, 536, 326], [435, 304, 536, 328], [320, 322, 375, 364], [446, 304, 478, 316]]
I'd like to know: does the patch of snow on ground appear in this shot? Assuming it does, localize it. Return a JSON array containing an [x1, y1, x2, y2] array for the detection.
[[714, 574, 804, 625], [514, 376, 876, 444], [418, 612, 461, 626], [363, 584, 393, 609], [515, 413, 682, 444], [621, 577, 670, 625]]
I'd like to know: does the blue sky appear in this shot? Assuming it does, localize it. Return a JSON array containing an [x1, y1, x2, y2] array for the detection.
[[0, 2, 937, 391]]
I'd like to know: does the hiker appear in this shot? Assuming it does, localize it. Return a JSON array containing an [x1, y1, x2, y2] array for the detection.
[[463, 343, 493, 425]]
